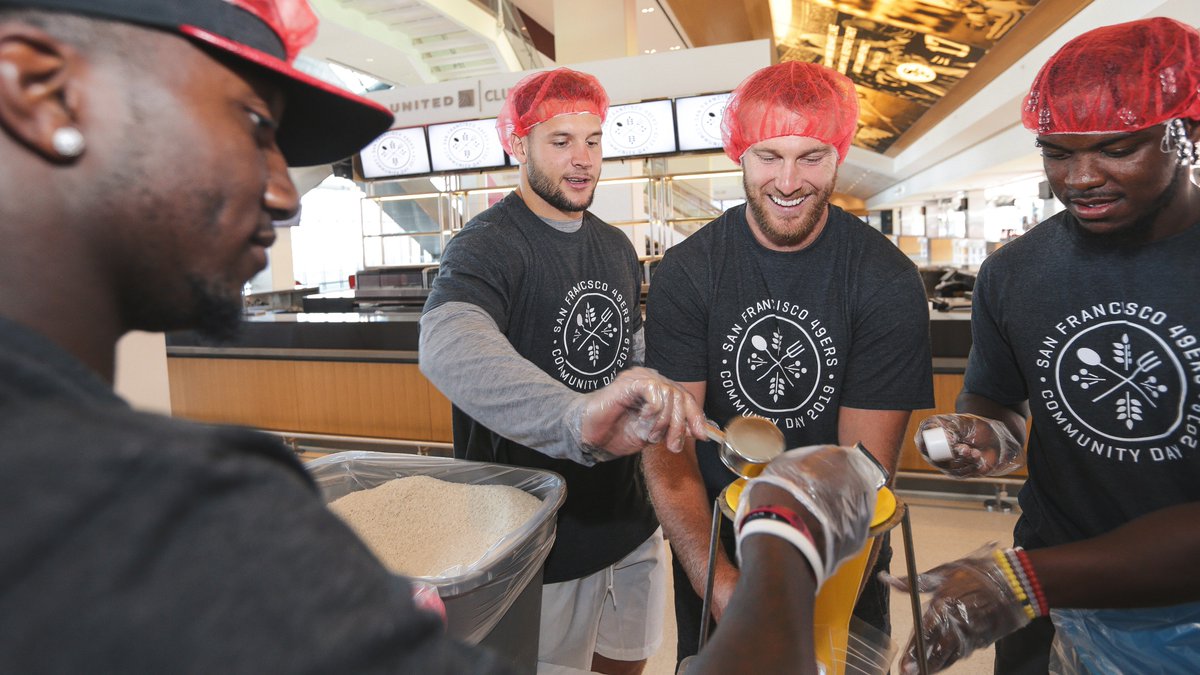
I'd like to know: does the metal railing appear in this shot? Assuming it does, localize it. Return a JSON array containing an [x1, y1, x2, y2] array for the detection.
[[469, 0, 546, 71], [263, 429, 454, 460]]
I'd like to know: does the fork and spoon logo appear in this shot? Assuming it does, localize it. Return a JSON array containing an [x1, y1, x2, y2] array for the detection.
[[1060, 323, 1185, 439]]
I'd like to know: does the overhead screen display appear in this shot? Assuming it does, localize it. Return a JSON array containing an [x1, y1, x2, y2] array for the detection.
[[427, 118, 508, 172], [602, 100, 677, 159], [674, 92, 731, 152], [359, 127, 431, 179]]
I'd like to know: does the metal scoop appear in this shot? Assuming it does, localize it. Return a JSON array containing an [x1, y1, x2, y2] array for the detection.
[[705, 416, 785, 477]]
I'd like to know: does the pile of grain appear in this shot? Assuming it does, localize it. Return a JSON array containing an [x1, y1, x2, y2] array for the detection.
[[329, 475, 542, 578]]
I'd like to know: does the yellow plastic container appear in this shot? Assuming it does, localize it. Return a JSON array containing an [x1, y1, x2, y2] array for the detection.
[[722, 482, 901, 675]]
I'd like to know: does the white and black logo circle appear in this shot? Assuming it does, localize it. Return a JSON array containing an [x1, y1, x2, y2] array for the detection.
[[736, 315, 821, 414], [695, 97, 727, 146], [1056, 321, 1186, 442], [373, 132, 414, 171], [562, 293, 625, 377], [609, 109, 655, 152], [443, 124, 487, 167]]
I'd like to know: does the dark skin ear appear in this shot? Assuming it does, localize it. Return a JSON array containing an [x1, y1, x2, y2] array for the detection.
[[0, 23, 81, 162]]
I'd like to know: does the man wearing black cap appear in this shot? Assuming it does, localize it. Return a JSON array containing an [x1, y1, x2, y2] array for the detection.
[[0, 1, 890, 672], [0, 0, 512, 671]]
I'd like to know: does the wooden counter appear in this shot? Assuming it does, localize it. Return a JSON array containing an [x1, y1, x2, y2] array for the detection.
[[167, 311, 454, 443], [168, 357, 453, 442], [167, 308, 1022, 476]]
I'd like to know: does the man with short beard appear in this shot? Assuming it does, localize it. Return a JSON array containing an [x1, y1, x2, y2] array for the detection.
[[642, 61, 934, 665], [421, 68, 704, 675], [901, 17, 1200, 675]]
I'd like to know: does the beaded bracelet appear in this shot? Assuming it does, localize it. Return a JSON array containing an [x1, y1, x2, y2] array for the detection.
[[1014, 547, 1048, 616], [992, 548, 1036, 620], [1004, 548, 1042, 617]]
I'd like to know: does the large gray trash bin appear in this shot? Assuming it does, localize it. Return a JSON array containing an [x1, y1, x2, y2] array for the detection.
[[307, 451, 566, 673]]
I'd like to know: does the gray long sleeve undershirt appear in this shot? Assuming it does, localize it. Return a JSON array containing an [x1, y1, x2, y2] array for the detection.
[[419, 300, 646, 466]]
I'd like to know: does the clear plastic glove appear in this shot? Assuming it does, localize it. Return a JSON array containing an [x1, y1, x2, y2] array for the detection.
[[882, 544, 1032, 675], [915, 414, 1024, 478], [734, 445, 878, 585], [565, 367, 707, 460]]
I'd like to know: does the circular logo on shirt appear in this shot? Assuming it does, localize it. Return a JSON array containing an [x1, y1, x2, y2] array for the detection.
[[736, 315, 822, 413], [1035, 303, 1199, 464], [1056, 322, 1186, 442], [718, 300, 840, 428], [551, 280, 633, 391]]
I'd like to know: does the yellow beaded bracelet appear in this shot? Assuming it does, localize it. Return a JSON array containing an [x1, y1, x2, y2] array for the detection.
[[993, 549, 1036, 620]]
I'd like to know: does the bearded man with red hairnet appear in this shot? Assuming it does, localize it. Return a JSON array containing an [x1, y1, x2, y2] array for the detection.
[[643, 61, 934, 664], [422, 68, 710, 674], [889, 17, 1200, 675]]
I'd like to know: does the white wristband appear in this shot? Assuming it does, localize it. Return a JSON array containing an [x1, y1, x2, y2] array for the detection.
[[736, 518, 826, 587]]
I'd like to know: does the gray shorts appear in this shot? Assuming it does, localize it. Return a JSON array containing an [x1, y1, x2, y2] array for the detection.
[[537, 528, 667, 669]]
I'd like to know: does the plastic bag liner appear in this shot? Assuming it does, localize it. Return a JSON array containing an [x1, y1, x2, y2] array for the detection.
[[677, 617, 894, 674], [306, 451, 566, 645], [1049, 602, 1200, 674]]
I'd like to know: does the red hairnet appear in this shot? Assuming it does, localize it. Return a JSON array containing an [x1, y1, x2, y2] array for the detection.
[[722, 61, 859, 165], [496, 68, 609, 155], [1022, 17, 1200, 135]]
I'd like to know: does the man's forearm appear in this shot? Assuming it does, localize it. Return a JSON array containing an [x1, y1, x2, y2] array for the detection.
[[956, 391, 1030, 448], [838, 406, 912, 477], [419, 302, 592, 464], [687, 536, 818, 675], [1030, 501, 1200, 609], [644, 442, 735, 595]]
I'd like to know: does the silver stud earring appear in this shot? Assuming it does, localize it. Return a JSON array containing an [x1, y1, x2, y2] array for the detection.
[[51, 126, 86, 158]]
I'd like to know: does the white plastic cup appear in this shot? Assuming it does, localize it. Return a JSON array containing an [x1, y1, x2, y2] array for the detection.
[[921, 427, 954, 462]]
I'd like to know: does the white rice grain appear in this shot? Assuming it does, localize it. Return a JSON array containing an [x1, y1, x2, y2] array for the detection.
[[329, 475, 541, 578]]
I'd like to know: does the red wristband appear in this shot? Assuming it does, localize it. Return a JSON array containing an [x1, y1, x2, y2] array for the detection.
[[739, 506, 814, 546], [1014, 548, 1048, 615]]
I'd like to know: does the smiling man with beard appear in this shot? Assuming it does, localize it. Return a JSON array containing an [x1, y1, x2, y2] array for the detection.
[[642, 61, 934, 665], [421, 67, 707, 675], [900, 17, 1200, 675]]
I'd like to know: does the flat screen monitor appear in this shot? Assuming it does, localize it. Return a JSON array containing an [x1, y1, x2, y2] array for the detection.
[[359, 127, 431, 179], [674, 92, 731, 152], [601, 100, 677, 159], [427, 118, 508, 172]]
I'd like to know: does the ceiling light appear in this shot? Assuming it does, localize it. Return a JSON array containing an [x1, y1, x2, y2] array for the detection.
[[895, 62, 937, 83], [669, 45, 682, 51], [641, 6, 655, 13]]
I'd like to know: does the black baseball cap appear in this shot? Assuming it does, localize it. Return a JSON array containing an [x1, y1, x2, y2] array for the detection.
[[0, 0, 394, 166]]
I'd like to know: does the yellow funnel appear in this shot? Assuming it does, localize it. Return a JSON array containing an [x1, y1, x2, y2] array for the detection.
[[723, 482, 900, 674]]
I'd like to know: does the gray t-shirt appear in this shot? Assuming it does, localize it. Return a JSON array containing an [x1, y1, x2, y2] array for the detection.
[[423, 192, 654, 583], [964, 211, 1200, 549], [645, 203, 933, 499]]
